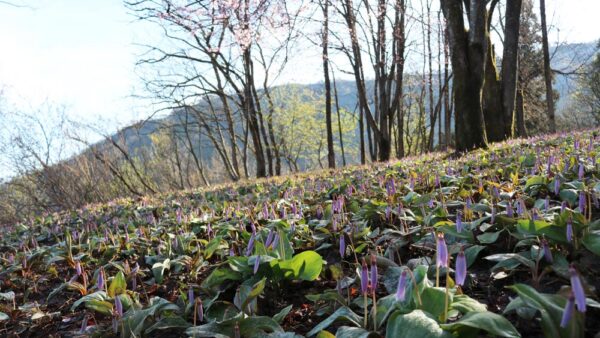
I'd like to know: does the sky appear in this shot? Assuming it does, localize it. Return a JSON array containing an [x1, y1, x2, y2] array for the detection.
[[0, 0, 599, 136]]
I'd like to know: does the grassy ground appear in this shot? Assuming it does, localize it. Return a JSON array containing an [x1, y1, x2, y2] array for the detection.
[[1, 130, 600, 337]]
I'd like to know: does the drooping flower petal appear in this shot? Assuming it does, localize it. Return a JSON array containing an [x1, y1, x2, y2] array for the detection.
[[395, 270, 408, 301], [253, 255, 261, 275], [436, 233, 448, 268], [115, 295, 123, 317], [560, 293, 575, 328], [569, 266, 586, 312], [541, 239, 553, 263], [246, 232, 255, 256], [188, 288, 194, 304], [360, 258, 369, 295], [456, 211, 463, 233], [370, 254, 378, 292], [455, 249, 467, 286]]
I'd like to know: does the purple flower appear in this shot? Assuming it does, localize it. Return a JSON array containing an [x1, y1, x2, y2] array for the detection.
[[370, 254, 378, 292], [561, 201, 567, 213], [188, 288, 195, 304], [385, 206, 392, 221], [253, 255, 261, 275], [569, 266, 586, 312], [246, 232, 256, 256], [386, 178, 396, 197], [428, 199, 434, 208], [541, 239, 553, 263], [436, 233, 448, 268], [265, 228, 275, 247], [360, 258, 369, 295], [270, 233, 279, 249], [561, 293, 575, 328], [76, 261, 82, 276], [197, 298, 204, 322], [455, 248, 467, 286], [339, 234, 345, 258], [507, 202, 514, 218], [555, 178, 561, 195], [395, 270, 408, 301], [456, 212, 463, 233], [97, 269, 105, 290], [566, 219, 573, 242], [578, 164, 584, 180], [114, 295, 123, 317], [545, 197, 550, 211]]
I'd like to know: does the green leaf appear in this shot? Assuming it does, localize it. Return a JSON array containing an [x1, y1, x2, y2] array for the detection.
[[152, 258, 171, 285], [145, 316, 191, 333], [186, 314, 283, 337], [506, 284, 583, 338], [385, 310, 451, 338], [335, 326, 374, 338], [464, 245, 486, 267], [85, 300, 113, 315], [202, 268, 242, 292], [421, 287, 452, 320], [273, 304, 293, 323], [108, 271, 127, 297], [582, 231, 600, 256], [275, 250, 324, 281], [306, 307, 363, 337], [477, 231, 502, 244], [450, 294, 487, 313], [71, 291, 109, 311], [316, 331, 336, 338], [525, 176, 545, 190], [440, 311, 520, 337]]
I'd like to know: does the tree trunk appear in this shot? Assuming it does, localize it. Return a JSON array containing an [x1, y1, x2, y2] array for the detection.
[[500, 0, 522, 138], [516, 87, 528, 137], [441, 0, 489, 152], [332, 72, 346, 166], [539, 0, 556, 132], [322, 0, 335, 169]]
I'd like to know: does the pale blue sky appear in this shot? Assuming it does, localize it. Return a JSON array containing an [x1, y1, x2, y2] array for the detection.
[[0, 0, 599, 130]]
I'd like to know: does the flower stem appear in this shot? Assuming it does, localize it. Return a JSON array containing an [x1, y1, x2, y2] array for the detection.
[[372, 291, 377, 330], [363, 293, 368, 328]]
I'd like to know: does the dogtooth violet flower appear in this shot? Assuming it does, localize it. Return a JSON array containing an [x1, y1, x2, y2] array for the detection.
[[395, 270, 408, 301], [560, 292, 576, 328], [361, 257, 369, 295], [370, 253, 378, 292], [455, 248, 467, 286], [569, 266, 586, 312], [566, 218, 574, 242], [456, 211, 463, 232], [436, 232, 448, 268]]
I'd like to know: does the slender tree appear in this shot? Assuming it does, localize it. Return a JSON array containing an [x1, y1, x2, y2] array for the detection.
[[539, 0, 556, 132]]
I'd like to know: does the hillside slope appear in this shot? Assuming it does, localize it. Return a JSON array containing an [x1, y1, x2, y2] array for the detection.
[[1, 130, 600, 337]]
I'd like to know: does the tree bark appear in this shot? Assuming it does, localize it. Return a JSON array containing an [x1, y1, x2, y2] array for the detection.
[[322, 0, 335, 169], [539, 0, 556, 132]]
